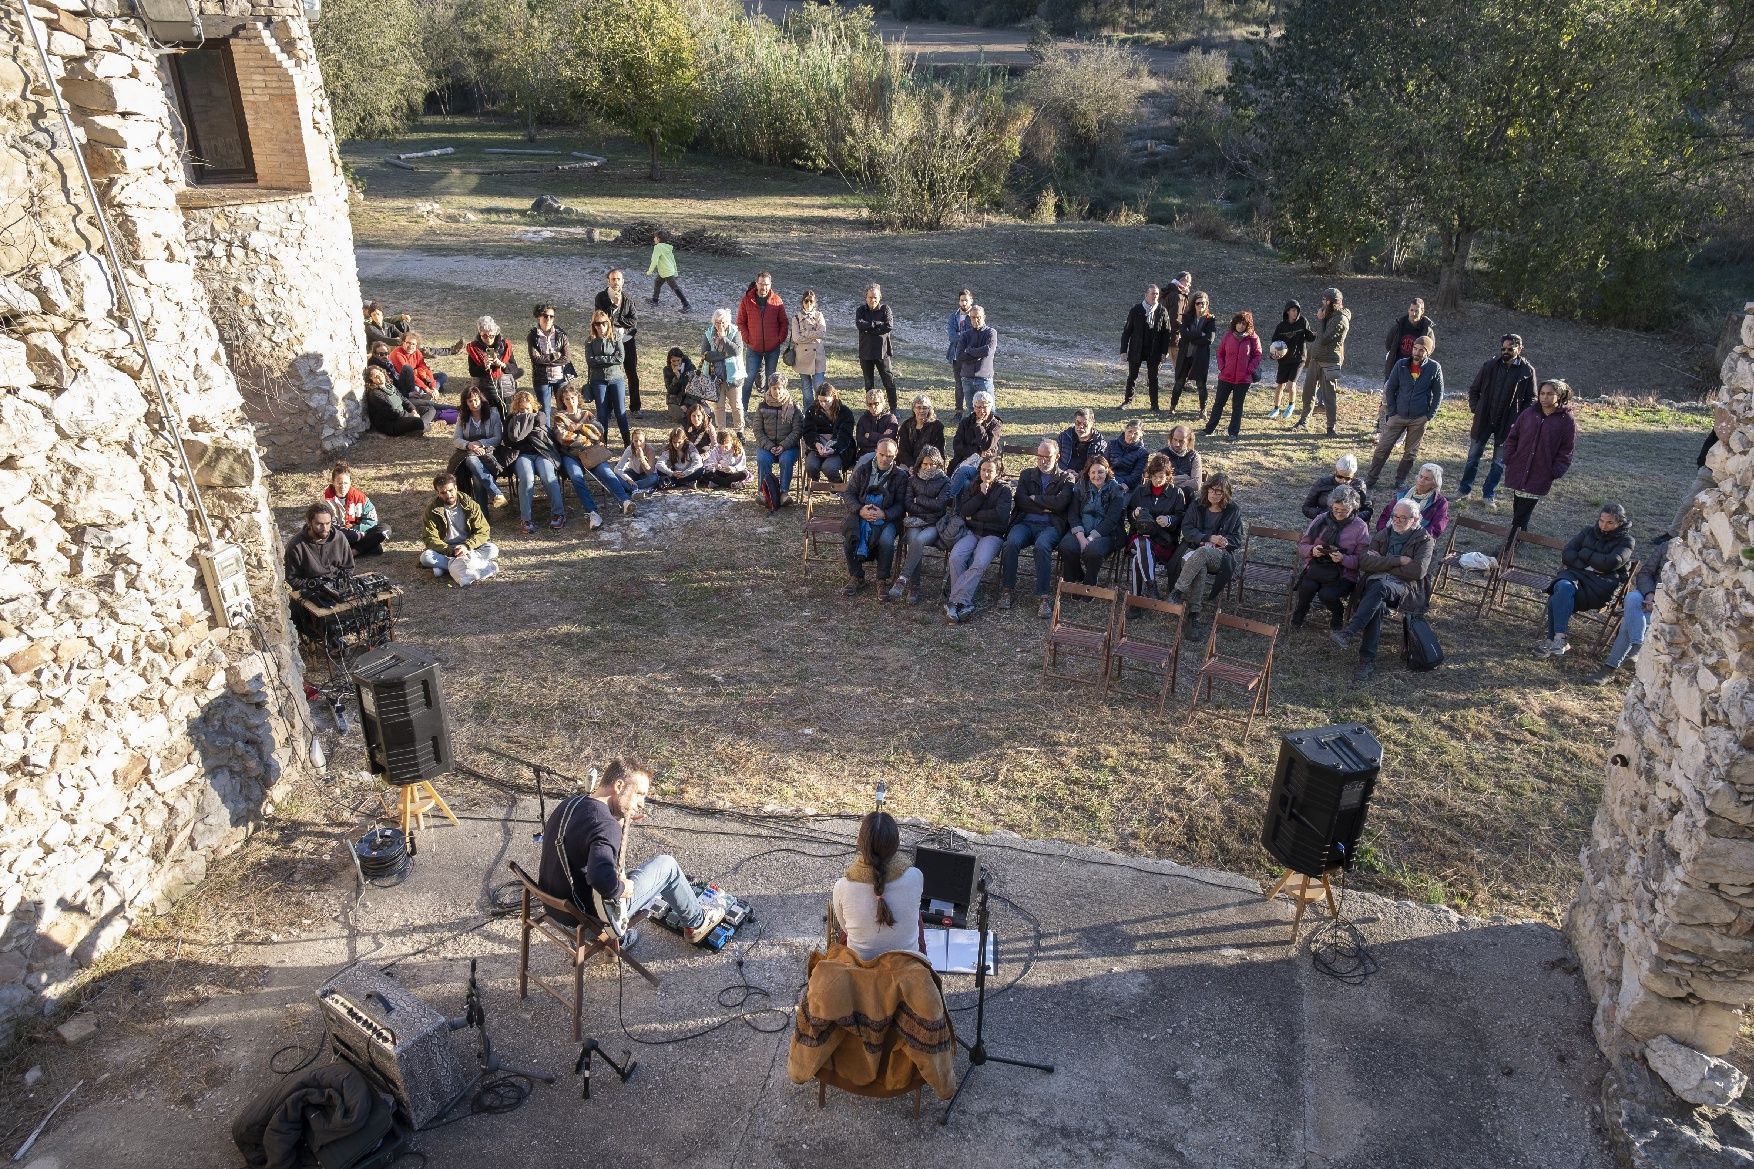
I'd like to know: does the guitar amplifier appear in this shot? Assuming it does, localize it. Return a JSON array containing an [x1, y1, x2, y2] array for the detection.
[[317, 966, 471, 1129]]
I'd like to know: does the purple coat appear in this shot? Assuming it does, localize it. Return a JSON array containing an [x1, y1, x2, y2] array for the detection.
[[1502, 405, 1576, 496], [1298, 512, 1372, 583], [1375, 490, 1450, 539]]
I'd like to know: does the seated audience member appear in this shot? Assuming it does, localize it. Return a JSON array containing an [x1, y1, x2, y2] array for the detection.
[[829, 811, 925, 961], [1160, 426, 1203, 498], [663, 346, 699, 420], [504, 389, 567, 534], [1057, 408, 1107, 478], [854, 388, 902, 465], [1124, 453, 1185, 597], [841, 438, 910, 595], [701, 429, 751, 490], [466, 315, 518, 409], [551, 385, 613, 531], [363, 365, 432, 436], [1539, 503, 1635, 658], [890, 445, 952, 604], [321, 462, 389, 556], [527, 304, 571, 417], [947, 390, 1003, 497], [1330, 498, 1436, 681], [1293, 485, 1369, 630], [419, 473, 498, 584], [1374, 462, 1449, 540], [944, 454, 1013, 623], [389, 331, 447, 399], [682, 400, 716, 454], [1108, 419, 1148, 489], [1168, 473, 1243, 620], [1594, 530, 1668, 683], [653, 426, 705, 490], [803, 383, 856, 488], [1002, 439, 1075, 618], [450, 384, 509, 512], [1058, 455, 1128, 587], [537, 759, 725, 947], [752, 379, 803, 508], [367, 341, 405, 392], [615, 429, 660, 496], [1301, 454, 1371, 522], [897, 393, 945, 471], [363, 301, 395, 351], [284, 501, 354, 582], [388, 312, 413, 342]]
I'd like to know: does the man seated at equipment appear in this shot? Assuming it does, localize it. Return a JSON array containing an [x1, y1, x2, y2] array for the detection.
[[419, 473, 498, 585], [284, 502, 354, 583], [537, 760, 726, 948]]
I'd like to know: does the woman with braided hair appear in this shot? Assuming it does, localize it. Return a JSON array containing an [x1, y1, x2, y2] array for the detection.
[[830, 811, 925, 961]]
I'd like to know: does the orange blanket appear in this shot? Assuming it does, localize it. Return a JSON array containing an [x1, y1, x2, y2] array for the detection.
[[786, 944, 958, 1099]]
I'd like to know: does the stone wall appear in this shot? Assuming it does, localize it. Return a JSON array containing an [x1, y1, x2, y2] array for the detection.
[[1569, 305, 1754, 1075], [0, 2, 318, 1027]]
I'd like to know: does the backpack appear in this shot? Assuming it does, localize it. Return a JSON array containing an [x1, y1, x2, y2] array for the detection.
[[759, 468, 780, 512], [1402, 614, 1444, 671]]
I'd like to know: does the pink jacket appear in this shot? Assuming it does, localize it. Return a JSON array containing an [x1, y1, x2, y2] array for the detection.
[[1216, 330, 1263, 385]]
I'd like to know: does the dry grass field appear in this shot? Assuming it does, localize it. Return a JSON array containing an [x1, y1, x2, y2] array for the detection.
[[276, 120, 1719, 921]]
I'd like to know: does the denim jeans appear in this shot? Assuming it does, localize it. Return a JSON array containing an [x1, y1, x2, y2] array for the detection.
[[758, 447, 799, 495], [1606, 588, 1649, 667], [805, 452, 844, 483], [948, 532, 1002, 606], [1546, 576, 1578, 637], [899, 523, 940, 582], [624, 854, 705, 929], [1342, 576, 1398, 662], [558, 456, 602, 514], [514, 453, 564, 522], [1003, 517, 1059, 595], [589, 462, 633, 503], [457, 453, 504, 511], [845, 523, 898, 580], [634, 470, 663, 492], [962, 376, 993, 406], [591, 375, 630, 444], [534, 379, 565, 419], [742, 347, 781, 413], [797, 371, 825, 399], [947, 462, 980, 498], [1458, 433, 1506, 500]]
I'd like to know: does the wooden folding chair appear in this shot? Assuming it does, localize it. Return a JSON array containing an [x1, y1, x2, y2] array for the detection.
[[1235, 525, 1304, 622], [1431, 515, 1512, 615], [507, 860, 660, 1042], [1107, 594, 1187, 712], [1043, 580, 1117, 689], [1486, 529, 1567, 619], [801, 479, 849, 564], [1188, 611, 1278, 738]]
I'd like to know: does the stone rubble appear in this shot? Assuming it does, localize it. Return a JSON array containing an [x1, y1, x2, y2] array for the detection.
[[1645, 1034, 1749, 1109]]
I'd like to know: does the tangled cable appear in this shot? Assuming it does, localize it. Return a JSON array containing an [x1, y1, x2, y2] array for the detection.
[[1307, 877, 1379, 985]]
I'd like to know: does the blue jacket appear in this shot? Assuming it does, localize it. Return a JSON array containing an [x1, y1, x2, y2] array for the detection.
[[946, 309, 970, 363], [1107, 437, 1147, 488], [1056, 426, 1108, 476], [1383, 356, 1444, 421]]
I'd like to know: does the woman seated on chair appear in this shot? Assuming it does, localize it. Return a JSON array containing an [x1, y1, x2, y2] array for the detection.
[[889, 446, 952, 605], [1293, 485, 1369, 630], [1538, 502, 1635, 659], [1125, 453, 1185, 596], [1168, 473, 1243, 622], [803, 382, 856, 488], [1374, 461, 1450, 540], [1058, 455, 1128, 587], [830, 811, 924, 961], [450, 384, 509, 512]]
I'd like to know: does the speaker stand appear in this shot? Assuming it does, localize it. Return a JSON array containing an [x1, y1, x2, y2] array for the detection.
[[1264, 868, 1338, 944], [384, 780, 459, 836]]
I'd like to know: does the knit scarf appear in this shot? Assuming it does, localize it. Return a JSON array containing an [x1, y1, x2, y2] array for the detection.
[[844, 854, 909, 885]]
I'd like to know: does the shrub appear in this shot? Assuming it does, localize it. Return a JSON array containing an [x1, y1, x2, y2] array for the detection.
[[1015, 39, 1151, 173], [1159, 48, 1230, 165]]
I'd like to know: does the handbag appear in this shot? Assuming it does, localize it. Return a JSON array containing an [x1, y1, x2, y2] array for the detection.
[[685, 370, 720, 403], [1303, 555, 1344, 584], [579, 442, 611, 470], [782, 342, 797, 368], [938, 511, 968, 546]]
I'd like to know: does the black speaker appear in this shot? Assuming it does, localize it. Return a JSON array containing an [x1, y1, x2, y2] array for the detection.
[[353, 645, 452, 785], [1262, 723, 1382, 876]]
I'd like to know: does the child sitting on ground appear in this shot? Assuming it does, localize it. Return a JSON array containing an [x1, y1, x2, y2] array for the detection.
[[614, 429, 657, 497], [701, 429, 750, 490]]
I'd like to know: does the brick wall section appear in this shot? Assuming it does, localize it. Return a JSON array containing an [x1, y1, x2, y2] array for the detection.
[[226, 24, 310, 192]]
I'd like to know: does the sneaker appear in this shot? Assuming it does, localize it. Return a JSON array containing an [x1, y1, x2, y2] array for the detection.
[[999, 589, 1014, 610], [1588, 665, 1623, 685], [550, 513, 566, 529], [1550, 635, 1570, 658], [431, 564, 445, 578], [622, 499, 636, 516], [1038, 596, 1053, 619], [1330, 629, 1355, 650], [685, 904, 727, 946], [588, 512, 604, 531], [887, 577, 908, 601], [1290, 420, 1308, 432], [1353, 661, 1375, 684], [492, 494, 510, 510], [1484, 498, 1500, 512], [521, 520, 536, 536], [944, 603, 959, 624], [842, 577, 866, 597], [616, 927, 641, 952]]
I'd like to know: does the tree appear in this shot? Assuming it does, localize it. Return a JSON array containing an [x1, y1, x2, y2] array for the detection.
[[312, 0, 428, 139], [573, 0, 702, 178]]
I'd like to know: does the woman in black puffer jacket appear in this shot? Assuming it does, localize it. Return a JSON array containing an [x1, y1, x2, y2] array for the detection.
[[1540, 502, 1634, 658]]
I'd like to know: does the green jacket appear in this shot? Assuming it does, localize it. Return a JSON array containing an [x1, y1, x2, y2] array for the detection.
[[423, 494, 491, 554], [647, 241, 678, 279]]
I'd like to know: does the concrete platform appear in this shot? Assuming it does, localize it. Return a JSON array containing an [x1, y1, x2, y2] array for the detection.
[[14, 785, 1613, 1169]]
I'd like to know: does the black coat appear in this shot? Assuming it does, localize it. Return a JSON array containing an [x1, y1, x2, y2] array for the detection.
[[594, 289, 637, 338], [1179, 311, 1217, 362], [1552, 524, 1635, 611], [804, 404, 856, 464], [1162, 284, 1193, 344], [951, 412, 1003, 469], [855, 410, 901, 455], [1467, 356, 1537, 443], [957, 479, 1014, 537], [1272, 316, 1317, 367], [1301, 474, 1372, 522], [897, 417, 945, 470], [504, 409, 559, 462], [855, 303, 894, 361], [840, 460, 911, 538], [1382, 314, 1436, 379], [1011, 466, 1076, 533], [904, 470, 954, 525], [1122, 301, 1172, 362], [1126, 480, 1185, 541]]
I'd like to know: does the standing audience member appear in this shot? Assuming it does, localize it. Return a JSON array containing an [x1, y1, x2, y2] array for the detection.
[[1457, 334, 1537, 508], [947, 391, 1003, 496], [791, 290, 829, 401], [585, 309, 631, 445], [450, 385, 508, 511], [1539, 504, 1634, 658], [1206, 310, 1262, 438], [653, 427, 705, 490], [466, 316, 517, 409], [1502, 379, 1577, 534], [701, 310, 748, 433], [946, 289, 972, 416], [1291, 288, 1351, 436], [1120, 283, 1173, 410], [505, 390, 567, 534], [856, 284, 899, 411], [527, 304, 570, 416], [1058, 456, 1128, 587], [1162, 272, 1193, 384], [1169, 473, 1243, 621], [1375, 463, 1449, 540], [1330, 498, 1434, 682], [285, 501, 354, 582], [890, 446, 953, 604], [1593, 532, 1668, 683], [1124, 453, 1186, 598], [1267, 301, 1316, 420], [596, 269, 642, 413], [803, 383, 856, 488], [662, 347, 699, 421], [646, 229, 690, 310], [1160, 426, 1204, 496], [419, 473, 498, 584], [1003, 440, 1075, 616], [897, 394, 945, 471], [701, 430, 751, 490], [1171, 291, 1216, 415], [736, 271, 789, 416], [1057, 408, 1108, 478], [752, 379, 803, 507], [1107, 419, 1149, 489], [957, 305, 998, 407], [1382, 297, 1436, 381], [1366, 334, 1442, 491], [1292, 486, 1369, 630], [944, 455, 1013, 623], [841, 438, 910, 595], [854, 389, 901, 462], [322, 463, 390, 556], [363, 365, 431, 436], [1301, 454, 1372, 522]]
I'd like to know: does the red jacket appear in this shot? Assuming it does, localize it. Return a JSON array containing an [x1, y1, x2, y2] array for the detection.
[[1216, 330, 1262, 385], [388, 345, 438, 392], [736, 287, 789, 353]]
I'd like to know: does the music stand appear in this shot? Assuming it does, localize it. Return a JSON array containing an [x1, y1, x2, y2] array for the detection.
[[941, 876, 1053, 1124]]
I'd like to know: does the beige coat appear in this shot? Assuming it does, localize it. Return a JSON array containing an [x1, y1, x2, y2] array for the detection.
[[788, 944, 957, 1099], [791, 310, 828, 376]]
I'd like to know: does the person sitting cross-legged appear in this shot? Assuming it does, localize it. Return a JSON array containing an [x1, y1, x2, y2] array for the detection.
[[652, 427, 705, 491], [321, 462, 390, 557], [1123, 453, 1186, 598], [1330, 498, 1436, 682], [419, 473, 498, 585], [1538, 503, 1635, 659], [944, 454, 1013, 624], [1058, 455, 1128, 588], [1002, 439, 1076, 618], [701, 429, 751, 490], [1292, 485, 1369, 630], [1168, 473, 1243, 622], [841, 438, 910, 596], [890, 445, 953, 605]]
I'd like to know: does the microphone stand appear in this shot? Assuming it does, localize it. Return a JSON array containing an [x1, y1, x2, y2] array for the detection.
[[941, 877, 1053, 1124]]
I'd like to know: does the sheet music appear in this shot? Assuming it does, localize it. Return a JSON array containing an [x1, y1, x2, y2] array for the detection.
[[923, 927, 995, 974]]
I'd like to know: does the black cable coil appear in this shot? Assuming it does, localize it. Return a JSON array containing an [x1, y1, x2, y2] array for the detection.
[[356, 827, 411, 884]]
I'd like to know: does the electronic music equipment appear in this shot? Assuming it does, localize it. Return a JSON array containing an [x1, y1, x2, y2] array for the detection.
[[913, 845, 979, 928], [317, 966, 471, 1129], [1262, 723, 1382, 877], [353, 645, 452, 785], [650, 883, 752, 950]]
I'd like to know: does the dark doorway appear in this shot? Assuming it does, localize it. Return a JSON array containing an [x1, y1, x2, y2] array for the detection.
[[169, 42, 256, 184]]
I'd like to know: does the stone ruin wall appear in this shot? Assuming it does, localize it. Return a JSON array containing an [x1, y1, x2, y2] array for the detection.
[[1569, 306, 1754, 1071], [0, 0, 364, 1028]]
